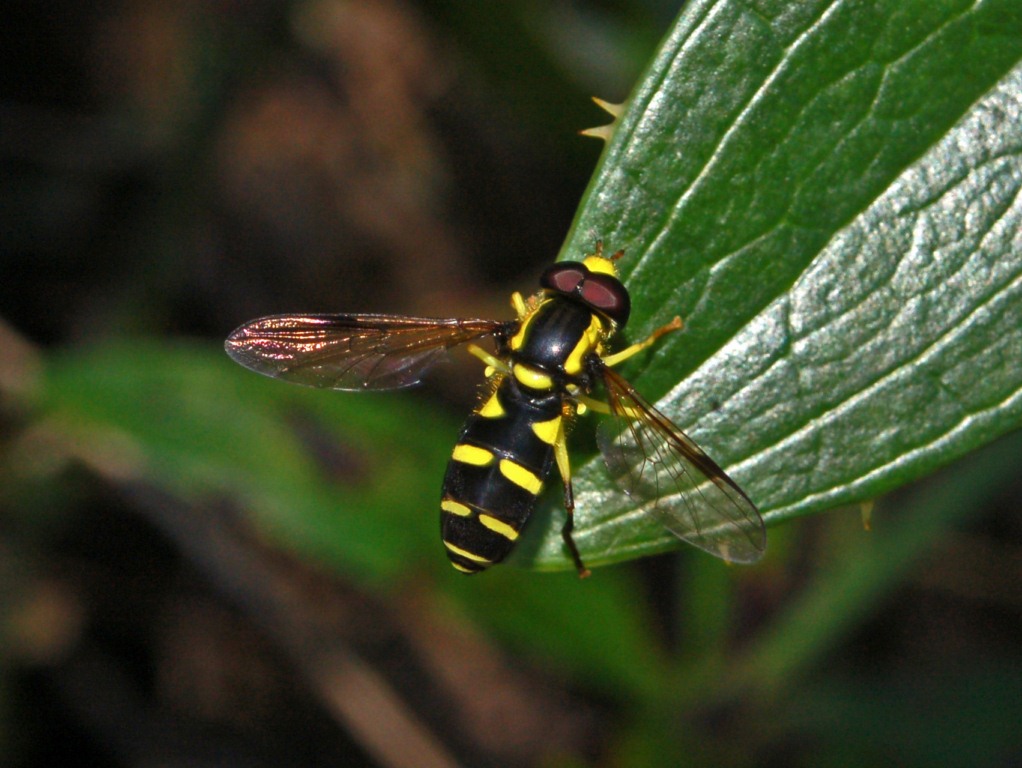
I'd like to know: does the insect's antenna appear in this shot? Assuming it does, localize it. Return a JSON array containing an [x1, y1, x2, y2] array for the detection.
[[590, 241, 625, 261]]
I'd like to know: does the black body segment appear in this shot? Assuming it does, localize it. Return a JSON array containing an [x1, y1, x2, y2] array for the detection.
[[441, 295, 613, 573], [513, 299, 595, 380], [440, 377, 562, 572]]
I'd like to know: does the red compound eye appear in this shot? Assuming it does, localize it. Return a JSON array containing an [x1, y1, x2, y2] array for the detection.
[[540, 263, 586, 294], [581, 273, 630, 326], [539, 262, 631, 326]]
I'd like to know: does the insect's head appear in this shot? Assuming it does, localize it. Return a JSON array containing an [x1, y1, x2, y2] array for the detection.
[[539, 250, 631, 328]]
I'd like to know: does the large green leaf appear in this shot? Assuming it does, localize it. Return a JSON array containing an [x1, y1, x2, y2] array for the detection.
[[529, 0, 1022, 569]]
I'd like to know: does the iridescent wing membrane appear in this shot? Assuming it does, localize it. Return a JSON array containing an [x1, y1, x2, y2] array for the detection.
[[225, 314, 509, 391], [597, 365, 765, 564]]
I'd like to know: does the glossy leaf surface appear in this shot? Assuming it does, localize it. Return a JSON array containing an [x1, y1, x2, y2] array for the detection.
[[529, 0, 1022, 568]]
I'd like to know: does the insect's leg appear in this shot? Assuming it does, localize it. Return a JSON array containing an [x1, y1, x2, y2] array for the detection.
[[574, 394, 611, 415], [510, 291, 528, 319], [600, 316, 683, 368], [575, 393, 644, 420], [467, 344, 510, 376], [553, 407, 590, 578]]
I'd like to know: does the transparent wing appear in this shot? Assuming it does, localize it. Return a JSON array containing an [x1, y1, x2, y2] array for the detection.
[[225, 313, 508, 390], [596, 365, 765, 564]]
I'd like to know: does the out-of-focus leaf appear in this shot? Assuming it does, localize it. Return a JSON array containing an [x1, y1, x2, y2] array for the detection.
[[35, 341, 458, 581], [443, 564, 669, 699], [33, 341, 671, 693]]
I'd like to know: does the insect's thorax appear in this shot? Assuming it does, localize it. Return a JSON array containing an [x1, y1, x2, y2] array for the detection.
[[507, 296, 611, 393]]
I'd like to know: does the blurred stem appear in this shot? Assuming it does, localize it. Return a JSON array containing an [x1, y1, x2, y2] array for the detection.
[[722, 431, 1022, 699]]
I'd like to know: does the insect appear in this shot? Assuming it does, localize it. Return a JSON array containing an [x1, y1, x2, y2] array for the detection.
[[225, 244, 765, 576]]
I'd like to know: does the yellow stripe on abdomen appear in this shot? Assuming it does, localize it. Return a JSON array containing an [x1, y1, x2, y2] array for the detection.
[[530, 415, 561, 446], [443, 540, 492, 564], [441, 499, 473, 517], [451, 443, 495, 466], [512, 363, 554, 391], [499, 459, 543, 495], [477, 390, 506, 418], [478, 514, 519, 541]]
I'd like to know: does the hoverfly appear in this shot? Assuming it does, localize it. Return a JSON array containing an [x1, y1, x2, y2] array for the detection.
[[225, 244, 765, 576]]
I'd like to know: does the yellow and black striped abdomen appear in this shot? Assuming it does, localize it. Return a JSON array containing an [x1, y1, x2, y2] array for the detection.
[[440, 378, 563, 573]]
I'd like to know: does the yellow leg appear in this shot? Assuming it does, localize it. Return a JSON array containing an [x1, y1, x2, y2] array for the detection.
[[575, 393, 611, 415], [551, 417, 590, 578], [467, 344, 510, 376], [510, 291, 528, 319], [601, 316, 683, 368], [575, 393, 643, 420]]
